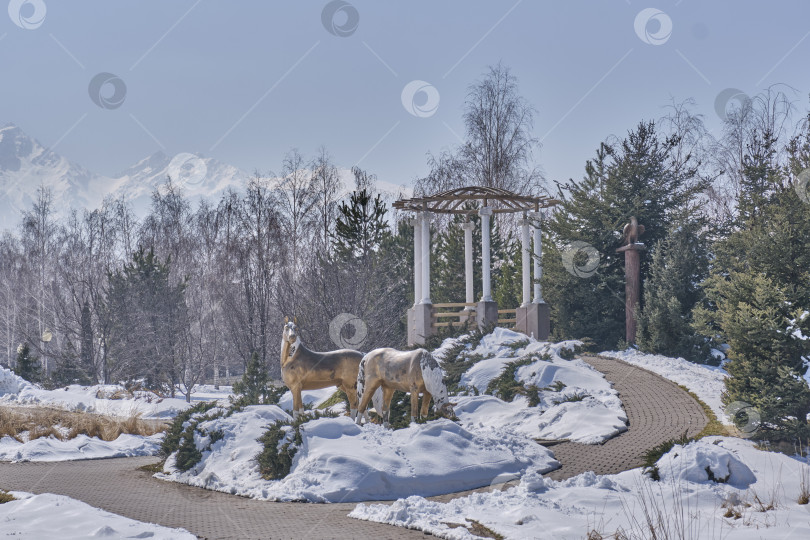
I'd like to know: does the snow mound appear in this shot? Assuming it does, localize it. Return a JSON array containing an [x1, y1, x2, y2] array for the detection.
[[159, 407, 558, 503], [276, 386, 341, 411], [0, 433, 163, 462], [0, 365, 31, 395], [0, 378, 195, 419], [0, 491, 195, 539], [657, 439, 756, 488], [601, 349, 729, 422], [351, 437, 809, 540]]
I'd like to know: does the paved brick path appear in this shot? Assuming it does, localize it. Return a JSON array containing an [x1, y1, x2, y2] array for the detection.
[[546, 355, 708, 480], [0, 355, 708, 539]]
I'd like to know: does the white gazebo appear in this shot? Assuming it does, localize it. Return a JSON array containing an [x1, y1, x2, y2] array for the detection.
[[393, 186, 559, 346]]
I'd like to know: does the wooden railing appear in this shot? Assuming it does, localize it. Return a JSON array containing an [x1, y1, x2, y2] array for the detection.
[[431, 302, 476, 329], [497, 308, 517, 327]]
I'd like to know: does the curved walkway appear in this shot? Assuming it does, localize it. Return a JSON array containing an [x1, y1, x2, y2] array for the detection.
[[0, 355, 708, 539], [549, 355, 708, 480]]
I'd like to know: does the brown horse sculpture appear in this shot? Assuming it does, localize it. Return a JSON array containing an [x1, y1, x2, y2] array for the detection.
[[356, 348, 455, 427], [280, 318, 367, 419]]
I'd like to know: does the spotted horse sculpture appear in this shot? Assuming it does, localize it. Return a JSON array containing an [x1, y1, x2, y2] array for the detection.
[[356, 347, 455, 427]]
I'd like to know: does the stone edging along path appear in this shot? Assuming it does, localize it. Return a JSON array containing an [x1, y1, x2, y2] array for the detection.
[[0, 355, 709, 539]]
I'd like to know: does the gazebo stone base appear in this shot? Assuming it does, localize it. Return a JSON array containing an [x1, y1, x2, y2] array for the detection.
[[408, 303, 435, 347], [476, 300, 499, 330], [516, 302, 550, 340]]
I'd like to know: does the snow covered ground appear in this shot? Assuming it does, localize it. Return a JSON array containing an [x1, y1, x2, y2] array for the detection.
[[0, 365, 200, 419], [351, 436, 810, 540], [446, 328, 628, 444], [159, 405, 558, 502], [600, 349, 730, 422], [0, 491, 195, 539], [1, 364, 339, 419], [156, 329, 634, 502], [0, 433, 162, 462]]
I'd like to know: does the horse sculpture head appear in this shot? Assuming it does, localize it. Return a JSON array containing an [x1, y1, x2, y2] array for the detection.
[[418, 350, 456, 419], [434, 396, 456, 418], [281, 317, 300, 362]]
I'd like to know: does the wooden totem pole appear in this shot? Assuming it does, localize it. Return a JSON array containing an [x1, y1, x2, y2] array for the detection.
[[616, 217, 645, 344]]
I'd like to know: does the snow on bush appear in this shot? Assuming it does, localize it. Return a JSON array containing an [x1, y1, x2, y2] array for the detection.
[[159, 405, 559, 502], [351, 437, 810, 540], [656, 439, 756, 488], [600, 349, 729, 422]]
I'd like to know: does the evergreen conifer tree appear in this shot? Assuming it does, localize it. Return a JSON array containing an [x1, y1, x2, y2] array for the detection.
[[13, 343, 41, 383], [637, 222, 711, 362], [697, 113, 810, 441], [544, 121, 707, 349], [233, 351, 269, 405]]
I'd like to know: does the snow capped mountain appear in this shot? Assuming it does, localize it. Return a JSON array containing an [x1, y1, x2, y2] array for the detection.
[[0, 124, 98, 229], [0, 123, 412, 231], [0, 124, 251, 229], [108, 151, 250, 215]]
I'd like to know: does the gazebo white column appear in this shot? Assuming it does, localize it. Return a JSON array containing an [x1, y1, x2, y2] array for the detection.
[[479, 206, 493, 302], [462, 220, 474, 306], [411, 215, 422, 306], [520, 215, 531, 307], [420, 210, 432, 304], [529, 211, 543, 303]]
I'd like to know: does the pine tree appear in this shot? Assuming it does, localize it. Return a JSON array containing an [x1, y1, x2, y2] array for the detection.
[[233, 351, 269, 405], [698, 114, 810, 441], [433, 213, 478, 304], [106, 248, 187, 393], [637, 222, 711, 362], [544, 121, 707, 349], [333, 189, 389, 264], [707, 271, 810, 440], [493, 236, 522, 309], [13, 343, 41, 383]]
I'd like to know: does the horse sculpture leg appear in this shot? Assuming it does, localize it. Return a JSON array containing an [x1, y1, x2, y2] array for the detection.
[[381, 387, 395, 428], [291, 386, 303, 419], [356, 380, 381, 425], [409, 388, 420, 424], [420, 391, 432, 419], [342, 384, 359, 421]]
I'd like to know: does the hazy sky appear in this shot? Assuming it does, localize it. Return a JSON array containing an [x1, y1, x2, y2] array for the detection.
[[2, 0, 810, 191]]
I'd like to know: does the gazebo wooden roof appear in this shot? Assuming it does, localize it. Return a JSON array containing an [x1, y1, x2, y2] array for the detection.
[[392, 186, 559, 214]]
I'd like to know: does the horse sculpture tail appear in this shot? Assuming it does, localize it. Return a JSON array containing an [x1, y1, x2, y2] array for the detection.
[[357, 351, 384, 421], [357, 353, 368, 404]]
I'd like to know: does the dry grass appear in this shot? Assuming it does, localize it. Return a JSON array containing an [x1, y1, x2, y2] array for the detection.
[[0, 490, 15, 504], [799, 465, 810, 505], [674, 384, 730, 439], [0, 406, 166, 443]]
